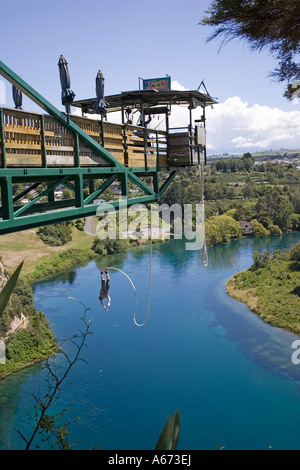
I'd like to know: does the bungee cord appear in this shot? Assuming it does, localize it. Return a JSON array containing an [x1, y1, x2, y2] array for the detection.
[[106, 162, 207, 327], [108, 236, 153, 327], [199, 163, 208, 267]]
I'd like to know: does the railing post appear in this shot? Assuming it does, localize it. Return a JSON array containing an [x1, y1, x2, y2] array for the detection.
[[74, 133, 80, 167], [99, 119, 104, 147], [144, 127, 148, 172], [47, 182, 55, 204], [153, 172, 159, 195], [0, 108, 6, 168], [74, 174, 84, 208], [0, 176, 14, 220], [40, 115, 47, 168], [123, 124, 129, 166], [155, 130, 160, 172], [120, 173, 128, 198]]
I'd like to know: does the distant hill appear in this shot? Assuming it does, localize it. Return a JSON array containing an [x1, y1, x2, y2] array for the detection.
[[208, 149, 300, 161]]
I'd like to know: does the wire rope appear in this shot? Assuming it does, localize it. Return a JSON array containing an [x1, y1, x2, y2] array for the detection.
[[199, 163, 208, 267]]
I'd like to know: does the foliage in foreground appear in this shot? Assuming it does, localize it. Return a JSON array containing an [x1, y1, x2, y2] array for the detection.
[[0, 261, 57, 378], [200, 0, 300, 97]]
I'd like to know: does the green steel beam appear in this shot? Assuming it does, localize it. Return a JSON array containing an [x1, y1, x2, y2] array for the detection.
[[0, 167, 168, 180], [158, 171, 177, 197], [0, 198, 76, 218], [14, 176, 69, 217], [0, 194, 158, 235], [120, 173, 128, 198], [74, 174, 84, 208], [12, 182, 41, 204], [0, 170, 176, 234], [84, 175, 117, 205], [0, 176, 14, 220]]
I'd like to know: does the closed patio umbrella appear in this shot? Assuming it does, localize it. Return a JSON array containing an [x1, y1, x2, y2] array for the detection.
[[58, 55, 75, 116], [93, 70, 109, 113], [12, 85, 22, 109]]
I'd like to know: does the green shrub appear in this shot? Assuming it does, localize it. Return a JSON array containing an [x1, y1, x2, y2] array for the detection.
[[92, 237, 128, 256], [251, 250, 271, 270], [290, 241, 300, 263], [37, 223, 73, 246], [250, 219, 270, 237], [75, 218, 85, 231], [205, 215, 242, 246]]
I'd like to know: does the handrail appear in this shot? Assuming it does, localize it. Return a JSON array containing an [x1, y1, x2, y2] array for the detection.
[[0, 106, 168, 170], [0, 61, 158, 195]]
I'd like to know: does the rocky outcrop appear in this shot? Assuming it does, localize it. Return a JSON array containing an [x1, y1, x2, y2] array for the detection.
[[0, 259, 9, 291], [0, 258, 11, 308], [0, 259, 28, 340]]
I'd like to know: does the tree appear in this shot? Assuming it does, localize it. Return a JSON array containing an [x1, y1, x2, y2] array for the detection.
[[62, 188, 73, 199], [200, 0, 300, 97], [290, 241, 300, 263], [250, 219, 270, 237], [161, 181, 185, 206], [252, 250, 271, 270], [291, 191, 300, 214], [273, 196, 293, 231], [205, 215, 242, 245], [242, 153, 254, 171], [37, 223, 73, 246]]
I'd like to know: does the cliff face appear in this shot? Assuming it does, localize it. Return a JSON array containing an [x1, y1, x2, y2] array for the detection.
[[0, 259, 9, 292]]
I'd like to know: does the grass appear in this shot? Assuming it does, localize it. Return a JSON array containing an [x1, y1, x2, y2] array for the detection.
[[0, 226, 96, 278]]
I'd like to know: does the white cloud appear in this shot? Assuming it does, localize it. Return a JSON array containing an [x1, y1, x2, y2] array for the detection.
[[169, 83, 300, 154], [205, 96, 300, 154], [171, 80, 187, 92]]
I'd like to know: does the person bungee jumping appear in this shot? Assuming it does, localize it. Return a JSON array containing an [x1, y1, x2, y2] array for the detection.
[[99, 267, 111, 311]]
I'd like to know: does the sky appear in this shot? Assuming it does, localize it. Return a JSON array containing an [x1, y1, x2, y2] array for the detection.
[[0, 0, 299, 156]]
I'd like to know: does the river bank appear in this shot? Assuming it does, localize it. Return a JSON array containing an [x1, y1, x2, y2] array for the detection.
[[0, 226, 95, 278], [226, 240, 300, 335], [0, 222, 165, 283]]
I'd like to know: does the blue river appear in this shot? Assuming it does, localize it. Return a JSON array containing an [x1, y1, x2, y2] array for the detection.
[[1, 232, 300, 450]]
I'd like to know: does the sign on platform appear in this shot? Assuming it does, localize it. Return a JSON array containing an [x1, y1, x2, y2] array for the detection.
[[142, 76, 171, 92]]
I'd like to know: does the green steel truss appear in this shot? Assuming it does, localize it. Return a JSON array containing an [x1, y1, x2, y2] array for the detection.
[[0, 61, 177, 235]]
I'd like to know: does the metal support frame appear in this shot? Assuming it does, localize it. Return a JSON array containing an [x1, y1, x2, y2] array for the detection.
[[0, 60, 179, 235], [0, 165, 178, 234]]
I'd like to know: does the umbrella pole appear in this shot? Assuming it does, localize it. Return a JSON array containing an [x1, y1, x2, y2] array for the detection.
[[66, 105, 70, 124], [100, 112, 104, 147]]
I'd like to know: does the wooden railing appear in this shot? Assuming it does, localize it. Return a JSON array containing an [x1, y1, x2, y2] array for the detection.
[[0, 108, 168, 169]]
